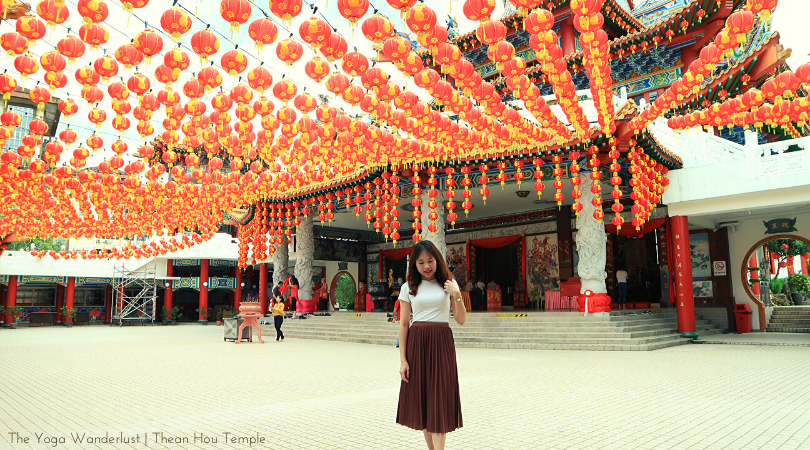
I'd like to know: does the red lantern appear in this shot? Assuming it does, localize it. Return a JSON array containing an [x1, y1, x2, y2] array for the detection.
[[77, 0, 109, 24], [78, 23, 109, 51], [115, 43, 143, 68], [121, 0, 149, 14], [220, 49, 248, 77], [36, 0, 70, 29], [524, 9, 554, 34], [14, 54, 38, 80], [463, 0, 497, 23], [276, 37, 304, 66], [44, 70, 67, 92], [299, 17, 331, 50], [406, 3, 437, 38], [93, 55, 118, 82], [362, 14, 394, 51], [476, 20, 506, 45], [270, 0, 303, 26], [160, 7, 192, 42], [304, 56, 330, 83], [57, 35, 85, 64], [220, 0, 252, 37], [133, 29, 163, 64], [191, 29, 220, 65], [1, 32, 27, 57], [726, 10, 755, 44], [320, 33, 348, 62], [248, 18, 278, 51], [16, 15, 46, 45]]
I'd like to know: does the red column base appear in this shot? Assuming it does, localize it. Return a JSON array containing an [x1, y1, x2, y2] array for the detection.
[[577, 291, 612, 313]]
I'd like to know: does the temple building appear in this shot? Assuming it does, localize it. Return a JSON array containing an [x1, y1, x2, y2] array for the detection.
[[1, 0, 809, 343]]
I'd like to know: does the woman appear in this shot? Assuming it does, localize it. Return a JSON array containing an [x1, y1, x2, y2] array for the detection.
[[270, 297, 285, 342], [319, 278, 329, 311], [397, 240, 466, 450], [283, 275, 299, 317]]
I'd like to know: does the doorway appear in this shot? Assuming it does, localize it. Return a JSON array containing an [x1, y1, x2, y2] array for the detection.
[[474, 239, 521, 307], [612, 232, 662, 304], [331, 271, 356, 310]]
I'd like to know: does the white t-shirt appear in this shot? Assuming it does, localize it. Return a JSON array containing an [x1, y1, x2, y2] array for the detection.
[[398, 279, 451, 323], [616, 270, 628, 283]]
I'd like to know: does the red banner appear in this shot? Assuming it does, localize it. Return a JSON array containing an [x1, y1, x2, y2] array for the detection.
[[605, 217, 668, 237], [470, 235, 522, 248], [380, 246, 413, 261]]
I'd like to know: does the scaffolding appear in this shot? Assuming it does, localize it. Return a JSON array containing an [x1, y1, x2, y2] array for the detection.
[[111, 265, 158, 326]]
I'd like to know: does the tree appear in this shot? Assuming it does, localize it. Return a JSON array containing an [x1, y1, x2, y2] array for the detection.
[[765, 239, 810, 280], [5, 237, 64, 252], [335, 274, 356, 310]]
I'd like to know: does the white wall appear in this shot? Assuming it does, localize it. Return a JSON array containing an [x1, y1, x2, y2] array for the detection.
[[727, 211, 810, 330]]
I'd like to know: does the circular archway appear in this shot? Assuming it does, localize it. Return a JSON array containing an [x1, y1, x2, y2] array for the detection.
[[330, 271, 356, 311], [741, 234, 810, 329]]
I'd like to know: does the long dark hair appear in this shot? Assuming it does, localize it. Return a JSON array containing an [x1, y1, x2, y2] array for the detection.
[[407, 240, 453, 296]]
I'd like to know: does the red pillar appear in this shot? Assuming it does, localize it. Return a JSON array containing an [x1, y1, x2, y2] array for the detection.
[[104, 285, 113, 323], [65, 277, 75, 325], [199, 259, 209, 322], [55, 284, 65, 324], [234, 266, 243, 308], [749, 254, 760, 295], [165, 259, 174, 318], [259, 263, 268, 314], [4, 276, 17, 326], [680, 45, 699, 69], [246, 266, 254, 293], [671, 216, 697, 338], [787, 256, 796, 276], [0, 285, 5, 323], [559, 17, 577, 56], [802, 254, 809, 276]]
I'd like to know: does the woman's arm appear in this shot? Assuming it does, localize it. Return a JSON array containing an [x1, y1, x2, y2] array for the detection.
[[445, 279, 467, 326], [451, 292, 467, 326], [398, 301, 412, 382]]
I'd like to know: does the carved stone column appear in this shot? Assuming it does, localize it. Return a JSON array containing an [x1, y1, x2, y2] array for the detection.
[[420, 188, 446, 259], [574, 176, 609, 315], [272, 234, 289, 287], [760, 248, 772, 307], [294, 215, 315, 301]]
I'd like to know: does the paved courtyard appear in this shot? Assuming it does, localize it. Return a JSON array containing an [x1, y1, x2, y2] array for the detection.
[[1, 325, 810, 450]]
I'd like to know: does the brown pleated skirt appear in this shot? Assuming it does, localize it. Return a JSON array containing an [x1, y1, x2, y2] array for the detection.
[[396, 322, 463, 434]]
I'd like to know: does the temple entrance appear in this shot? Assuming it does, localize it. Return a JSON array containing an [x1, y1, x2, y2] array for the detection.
[[611, 232, 663, 306], [172, 289, 199, 322], [474, 239, 522, 308]]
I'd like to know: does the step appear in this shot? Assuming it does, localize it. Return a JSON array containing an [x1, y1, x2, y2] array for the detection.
[[765, 327, 810, 333]]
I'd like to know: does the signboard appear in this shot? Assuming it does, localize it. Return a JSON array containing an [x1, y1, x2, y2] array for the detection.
[[764, 218, 798, 235], [209, 277, 236, 290], [211, 259, 238, 267], [19, 275, 68, 285], [712, 261, 727, 277], [177, 277, 200, 289], [175, 259, 201, 266], [76, 277, 112, 286]]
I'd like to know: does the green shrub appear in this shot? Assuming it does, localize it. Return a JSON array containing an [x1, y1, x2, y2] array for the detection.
[[787, 274, 810, 293], [769, 278, 786, 294]]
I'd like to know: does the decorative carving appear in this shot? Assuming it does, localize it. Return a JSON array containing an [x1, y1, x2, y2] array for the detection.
[[2, 2, 30, 21], [294, 215, 315, 300], [574, 177, 607, 295], [272, 234, 289, 287]]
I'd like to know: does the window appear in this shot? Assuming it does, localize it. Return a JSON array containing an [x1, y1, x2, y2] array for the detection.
[[74, 288, 105, 306], [16, 286, 56, 307], [6, 105, 35, 151]]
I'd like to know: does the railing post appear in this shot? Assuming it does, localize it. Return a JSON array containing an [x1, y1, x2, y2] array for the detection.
[[744, 129, 759, 181]]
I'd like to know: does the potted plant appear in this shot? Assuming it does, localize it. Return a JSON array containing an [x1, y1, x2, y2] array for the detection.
[[199, 306, 211, 324], [8, 306, 23, 329], [163, 306, 181, 324], [0, 305, 4, 325], [60, 306, 77, 327], [216, 308, 223, 326], [787, 275, 810, 306]]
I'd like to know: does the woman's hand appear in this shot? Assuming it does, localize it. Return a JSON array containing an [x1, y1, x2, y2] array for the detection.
[[400, 361, 410, 383], [444, 279, 461, 300]]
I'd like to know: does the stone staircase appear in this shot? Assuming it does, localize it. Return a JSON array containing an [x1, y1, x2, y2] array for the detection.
[[767, 307, 810, 333], [263, 310, 724, 351]]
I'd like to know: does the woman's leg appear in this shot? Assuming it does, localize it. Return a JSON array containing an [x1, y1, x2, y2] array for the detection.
[[279, 316, 284, 340], [422, 430, 435, 450], [274, 316, 282, 341], [431, 432, 446, 450]]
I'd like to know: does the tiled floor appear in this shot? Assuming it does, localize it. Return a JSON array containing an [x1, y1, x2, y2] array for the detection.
[[2, 324, 810, 450]]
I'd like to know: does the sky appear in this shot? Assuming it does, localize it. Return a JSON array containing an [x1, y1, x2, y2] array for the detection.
[[0, 0, 805, 170]]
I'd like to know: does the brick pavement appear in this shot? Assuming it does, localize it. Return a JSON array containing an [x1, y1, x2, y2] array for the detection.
[[1, 325, 809, 450]]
